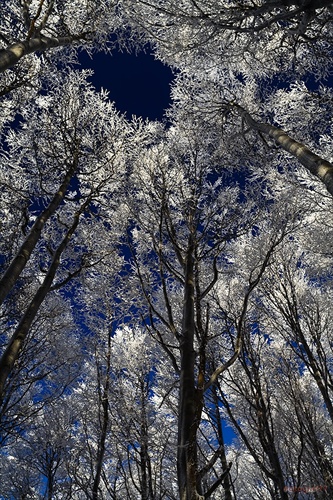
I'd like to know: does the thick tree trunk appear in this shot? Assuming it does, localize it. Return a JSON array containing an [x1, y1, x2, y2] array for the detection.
[[235, 105, 333, 196], [0, 35, 84, 73], [177, 234, 203, 500], [47, 469, 54, 500], [0, 160, 77, 307]]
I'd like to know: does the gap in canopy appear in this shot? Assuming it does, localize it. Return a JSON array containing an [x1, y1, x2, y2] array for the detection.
[[78, 47, 174, 121]]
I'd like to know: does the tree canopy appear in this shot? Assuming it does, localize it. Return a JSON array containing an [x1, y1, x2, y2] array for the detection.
[[1, 1, 333, 499]]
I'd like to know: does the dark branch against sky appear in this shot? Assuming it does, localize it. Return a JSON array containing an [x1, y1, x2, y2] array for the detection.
[[79, 50, 174, 121]]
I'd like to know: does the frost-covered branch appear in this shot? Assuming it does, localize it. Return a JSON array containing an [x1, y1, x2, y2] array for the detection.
[[205, 232, 285, 391]]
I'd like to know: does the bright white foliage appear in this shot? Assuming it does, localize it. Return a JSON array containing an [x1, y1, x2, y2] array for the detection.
[[1, 0, 333, 499]]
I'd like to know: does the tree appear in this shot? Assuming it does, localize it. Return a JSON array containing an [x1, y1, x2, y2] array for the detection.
[[206, 197, 333, 498], [119, 108, 300, 498], [0, 69, 134, 404], [164, 69, 333, 204], [107, 327, 178, 499], [121, 0, 333, 205], [0, 290, 82, 449], [0, 392, 81, 499], [0, 1, 124, 136]]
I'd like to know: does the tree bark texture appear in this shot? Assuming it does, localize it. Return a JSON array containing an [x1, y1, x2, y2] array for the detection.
[[0, 35, 83, 73], [235, 105, 333, 196]]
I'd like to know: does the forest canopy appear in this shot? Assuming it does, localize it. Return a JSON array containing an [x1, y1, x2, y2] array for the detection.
[[1, 1, 333, 499]]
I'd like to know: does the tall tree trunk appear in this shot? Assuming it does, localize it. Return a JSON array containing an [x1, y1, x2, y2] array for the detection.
[[177, 233, 203, 500], [140, 420, 149, 500], [234, 105, 333, 196], [0, 35, 85, 73], [211, 385, 233, 500], [0, 159, 78, 307], [92, 332, 112, 500], [47, 469, 54, 500], [0, 204, 83, 401], [139, 381, 154, 500]]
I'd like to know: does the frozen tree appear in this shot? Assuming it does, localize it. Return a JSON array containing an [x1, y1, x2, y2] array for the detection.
[[0, 0, 122, 74], [0, 1, 123, 135], [205, 192, 333, 498], [0, 69, 135, 401], [118, 109, 298, 498], [1, 1, 333, 498], [0, 291, 82, 449], [164, 70, 333, 203], [120, 0, 333, 202]]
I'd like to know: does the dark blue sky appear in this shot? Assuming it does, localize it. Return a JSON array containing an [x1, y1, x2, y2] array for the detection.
[[79, 50, 174, 121]]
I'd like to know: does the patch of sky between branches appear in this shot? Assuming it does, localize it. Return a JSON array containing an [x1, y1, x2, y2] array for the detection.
[[78, 47, 174, 121]]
